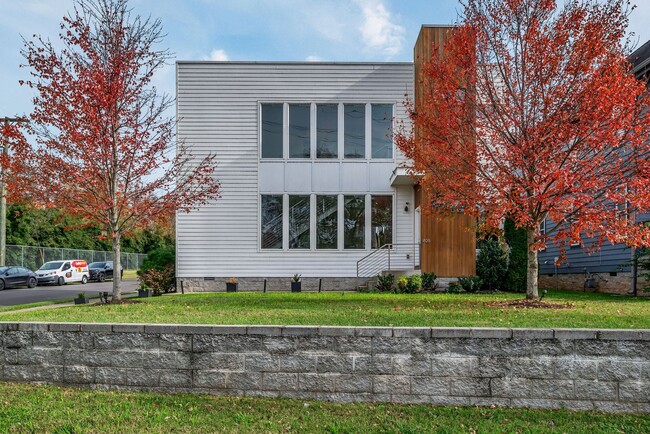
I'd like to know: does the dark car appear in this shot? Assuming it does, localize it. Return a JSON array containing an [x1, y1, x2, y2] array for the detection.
[[0, 266, 38, 290], [88, 261, 123, 282]]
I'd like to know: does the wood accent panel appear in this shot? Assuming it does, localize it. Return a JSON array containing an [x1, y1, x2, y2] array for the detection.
[[421, 211, 476, 277], [414, 26, 477, 277], [413, 26, 453, 111]]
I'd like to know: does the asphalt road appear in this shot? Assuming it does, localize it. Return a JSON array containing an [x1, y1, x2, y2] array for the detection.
[[0, 279, 140, 306]]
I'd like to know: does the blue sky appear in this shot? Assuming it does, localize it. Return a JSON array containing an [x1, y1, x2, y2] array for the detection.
[[1, 0, 649, 118]]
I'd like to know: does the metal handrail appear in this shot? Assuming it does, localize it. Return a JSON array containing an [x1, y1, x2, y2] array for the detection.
[[356, 243, 421, 277]]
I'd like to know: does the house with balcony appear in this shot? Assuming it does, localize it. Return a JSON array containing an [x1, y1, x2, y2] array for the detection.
[[175, 26, 476, 291]]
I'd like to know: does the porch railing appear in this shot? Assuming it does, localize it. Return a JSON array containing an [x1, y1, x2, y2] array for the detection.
[[356, 243, 421, 278]]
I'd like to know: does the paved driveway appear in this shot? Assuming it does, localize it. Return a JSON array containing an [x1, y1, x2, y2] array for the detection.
[[0, 279, 140, 306]]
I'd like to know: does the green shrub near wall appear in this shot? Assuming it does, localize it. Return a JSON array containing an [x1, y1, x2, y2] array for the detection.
[[476, 239, 508, 292], [504, 218, 528, 293]]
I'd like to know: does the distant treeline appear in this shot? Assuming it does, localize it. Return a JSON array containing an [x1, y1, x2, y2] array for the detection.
[[6, 204, 173, 254]]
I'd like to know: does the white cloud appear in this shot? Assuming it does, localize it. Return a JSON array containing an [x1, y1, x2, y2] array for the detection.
[[204, 48, 229, 61], [355, 0, 405, 57], [305, 55, 322, 62]]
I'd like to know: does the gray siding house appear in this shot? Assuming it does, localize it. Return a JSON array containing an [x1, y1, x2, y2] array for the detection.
[[538, 40, 650, 294]]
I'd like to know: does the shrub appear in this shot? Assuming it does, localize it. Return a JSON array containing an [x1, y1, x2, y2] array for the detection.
[[406, 274, 422, 293], [447, 281, 463, 293], [374, 274, 395, 292], [138, 246, 175, 276], [395, 274, 422, 294], [477, 239, 508, 292], [140, 264, 175, 296], [396, 275, 409, 293], [504, 219, 527, 293], [457, 276, 481, 293], [138, 246, 175, 294], [421, 272, 438, 291]]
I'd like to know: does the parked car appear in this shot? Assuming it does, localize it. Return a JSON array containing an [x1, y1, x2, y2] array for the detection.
[[88, 261, 123, 282], [0, 266, 38, 290], [36, 260, 89, 286]]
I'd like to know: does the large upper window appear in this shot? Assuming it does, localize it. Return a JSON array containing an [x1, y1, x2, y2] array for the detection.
[[289, 104, 310, 158], [316, 195, 338, 249], [344, 104, 365, 159], [344, 195, 365, 249], [371, 195, 393, 248], [371, 104, 393, 159], [261, 195, 283, 249], [289, 195, 310, 249], [317, 104, 338, 158], [261, 104, 283, 158]]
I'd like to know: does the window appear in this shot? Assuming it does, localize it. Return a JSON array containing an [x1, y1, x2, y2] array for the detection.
[[316, 195, 338, 249], [261, 104, 283, 158], [317, 104, 338, 158], [344, 104, 365, 158], [261, 195, 283, 249], [289, 104, 310, 158], [371, 104, 393, 158], [344, 195, 365, 249], [539, 220, 547, 252], [371, 195, 393, 248], [289, 195, 310, 249]]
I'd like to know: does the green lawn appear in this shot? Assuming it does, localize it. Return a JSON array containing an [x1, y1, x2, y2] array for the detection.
[[1, 290, 648, 328], [0, 383, 646, 433]]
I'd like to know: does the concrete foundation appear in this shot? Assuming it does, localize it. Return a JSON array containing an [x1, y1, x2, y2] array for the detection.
[[178, 277, 372, 293], [539, 272, 649, 296]]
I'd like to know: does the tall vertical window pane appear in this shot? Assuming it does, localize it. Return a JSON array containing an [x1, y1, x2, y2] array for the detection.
[[289, 104, 310, 158], [371, 195, 393, 248], [317, 104, 338, 158], [371, 104, 393, 159], [344, 104, 365, 158], [317, 195, 337, 249], [261, 195, 283, 249], [261, 104, 283, 158], [289, 195, 310, 249], [344, 195, 365, 249]]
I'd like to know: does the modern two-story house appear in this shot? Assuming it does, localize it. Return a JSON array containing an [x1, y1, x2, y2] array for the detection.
[[176, 26, 476, 291]]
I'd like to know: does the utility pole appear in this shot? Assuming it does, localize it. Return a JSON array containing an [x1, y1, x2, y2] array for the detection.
[[0, 117, 29, 266]]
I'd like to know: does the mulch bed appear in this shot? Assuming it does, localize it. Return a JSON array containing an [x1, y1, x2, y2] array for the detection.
[[486, 299, 575, 309]]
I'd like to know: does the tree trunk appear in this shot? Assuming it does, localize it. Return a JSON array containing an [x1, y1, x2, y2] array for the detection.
[[112, 232, 121, 301], [526, 228, 539, 300]]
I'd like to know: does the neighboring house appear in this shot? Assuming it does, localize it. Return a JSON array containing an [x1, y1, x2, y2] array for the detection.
[[538, 40, 650, 294], [176, 26, 476, 291]]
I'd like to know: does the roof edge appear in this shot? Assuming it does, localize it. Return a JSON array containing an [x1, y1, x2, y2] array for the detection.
[[176, 60, 414, 65]]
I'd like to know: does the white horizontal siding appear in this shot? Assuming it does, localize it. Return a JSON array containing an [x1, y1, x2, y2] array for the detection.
[[177, 62, 414, 277]]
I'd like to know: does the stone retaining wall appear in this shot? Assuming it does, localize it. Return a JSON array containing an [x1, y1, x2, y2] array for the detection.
[[0, 322, 648, 413]]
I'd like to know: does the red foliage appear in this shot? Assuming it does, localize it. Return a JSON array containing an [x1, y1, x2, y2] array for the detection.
[[395, 0, 650, 298], [17, 0, 220, 299]]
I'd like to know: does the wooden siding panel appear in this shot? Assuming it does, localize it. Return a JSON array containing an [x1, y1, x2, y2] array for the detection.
[[414, 26, 477, 277], [421, 212, 476, 277]]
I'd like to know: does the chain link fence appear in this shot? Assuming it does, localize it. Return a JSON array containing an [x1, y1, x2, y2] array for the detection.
[[6, 245, 147, 271]]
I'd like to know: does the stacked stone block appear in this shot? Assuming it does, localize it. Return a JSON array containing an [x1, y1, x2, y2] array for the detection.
[[0, 322, 648, 413]]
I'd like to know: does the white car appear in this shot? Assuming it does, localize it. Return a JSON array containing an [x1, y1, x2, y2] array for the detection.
[[36, 260, 90, 286]]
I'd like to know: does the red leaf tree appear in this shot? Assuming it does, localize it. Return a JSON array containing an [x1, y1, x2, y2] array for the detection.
[[19, 0, 220, 300], [395, 0, 650, 299]]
